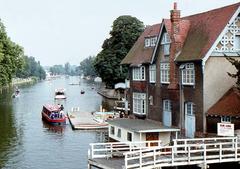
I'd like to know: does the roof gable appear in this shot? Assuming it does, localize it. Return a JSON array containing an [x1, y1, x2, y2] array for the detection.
[[176, 2, 240, 62]]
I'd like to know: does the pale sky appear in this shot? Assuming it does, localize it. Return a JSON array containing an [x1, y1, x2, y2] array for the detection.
[[0, 0, 239, 66]]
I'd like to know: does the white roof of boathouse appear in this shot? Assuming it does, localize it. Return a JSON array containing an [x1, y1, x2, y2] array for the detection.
[[107, 119, 180, 133]]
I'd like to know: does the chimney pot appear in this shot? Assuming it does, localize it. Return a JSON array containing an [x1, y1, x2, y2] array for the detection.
[[174, 2, 177, 10]]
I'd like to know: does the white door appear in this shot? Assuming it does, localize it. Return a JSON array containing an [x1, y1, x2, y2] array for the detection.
[[185, 102, 195, 138], [163, 100, 172, 127], [163, 110, 172, 127]]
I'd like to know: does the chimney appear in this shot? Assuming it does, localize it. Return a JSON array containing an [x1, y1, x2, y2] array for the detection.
[[168, 2, 181, 90], [171, 2, 180, 23]]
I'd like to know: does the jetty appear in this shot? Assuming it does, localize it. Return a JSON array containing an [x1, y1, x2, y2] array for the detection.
[[67, 108, 108, 130], [88, 136, 240, 169]]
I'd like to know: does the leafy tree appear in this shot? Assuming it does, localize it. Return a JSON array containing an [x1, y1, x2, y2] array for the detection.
[[80, 56, 96, 77], [16, 56, 46, 80], [0, 19, 24, 87], [49, 65, 65, 75], [227, 57, 240, 89], [94, 15, 144, 88]]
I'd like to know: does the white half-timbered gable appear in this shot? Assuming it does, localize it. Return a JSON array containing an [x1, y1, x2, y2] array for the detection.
[[214, 16, 240, 52]]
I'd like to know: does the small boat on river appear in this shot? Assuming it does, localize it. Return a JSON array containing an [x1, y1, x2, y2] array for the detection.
[[54, 88, 66, 99], [12, 88, 20, 98], [41, 104, 66, 125]]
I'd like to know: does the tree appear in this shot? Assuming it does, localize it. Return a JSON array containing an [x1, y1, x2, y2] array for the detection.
[[0, 19, 24, 87], [64, 62, 70, 75], [94, 15, 144, 88], [80, 56, 96, 77], [227, 57, 240, 89], [16, 56, 46, 80]]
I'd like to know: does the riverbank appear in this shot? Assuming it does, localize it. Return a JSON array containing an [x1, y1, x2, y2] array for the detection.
[[0, 77, 36, 92]]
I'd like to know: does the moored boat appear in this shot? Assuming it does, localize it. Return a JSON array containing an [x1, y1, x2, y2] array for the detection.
[[41, 104, 66, 125], [54, 88, 66, 99]]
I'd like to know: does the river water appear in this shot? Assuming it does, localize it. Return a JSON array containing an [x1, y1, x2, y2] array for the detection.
[[0, 76, 107, 169]]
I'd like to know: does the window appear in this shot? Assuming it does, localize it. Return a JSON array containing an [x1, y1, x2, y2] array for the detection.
[[235, 35, 240, 50], [161, 33, 171, 56], [145, 38, 151, 47], [150, 37, 157, 46], [145, 37, 157, 47], [133, 93, 146, 115], [117, 128, 121, 138], [132, 66, 145, 81], [182, 63, 195, 85], [221, 116, 231, 123], [127, 132, 132, 141], [110, 126, 115, 135], [160, 63, 170, 84], [185, 102, 195, 115], [161, 33, 171, 44], [163, 100, 171, 112], [149, 64, 156, 83]]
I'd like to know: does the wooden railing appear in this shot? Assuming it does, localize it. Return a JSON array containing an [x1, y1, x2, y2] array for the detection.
[[124, 137, 240, 169], [88, 140, 162, 159]]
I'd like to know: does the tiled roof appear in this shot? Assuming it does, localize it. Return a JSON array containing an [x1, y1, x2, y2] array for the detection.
[[207, 87, 240, 117], [121, 23, 161, 66], [121, 2, 240, 64], [176, 2, 240, 61]]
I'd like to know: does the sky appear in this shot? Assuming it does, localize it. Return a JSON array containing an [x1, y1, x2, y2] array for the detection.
[[0, 0, 239, 66]]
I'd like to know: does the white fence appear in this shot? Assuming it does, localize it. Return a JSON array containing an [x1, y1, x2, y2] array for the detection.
[[124, 137, 240, 169], [89, 140, 162, 159]]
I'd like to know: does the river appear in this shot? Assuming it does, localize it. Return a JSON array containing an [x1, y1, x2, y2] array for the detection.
[[0, 76, 107, 169]]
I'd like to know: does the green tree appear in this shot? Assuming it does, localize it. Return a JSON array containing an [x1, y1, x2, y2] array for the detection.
[[0, 19, 24, 87], [16, 56, 46, 80], [49, 65, 65, 75], [227, 57, 240, 89], [80, 56, 96, 77], [94, 15, 144, 88]]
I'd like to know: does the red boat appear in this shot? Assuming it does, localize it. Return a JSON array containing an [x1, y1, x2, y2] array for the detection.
[[41, 104, 66, 125]]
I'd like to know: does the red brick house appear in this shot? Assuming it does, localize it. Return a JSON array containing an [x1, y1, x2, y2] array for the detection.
[[110, 2, 240, 140]]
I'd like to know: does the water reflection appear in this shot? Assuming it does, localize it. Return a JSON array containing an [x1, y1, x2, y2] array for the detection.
[[42, 121, 66, 134], [0, 89, 22, 169]]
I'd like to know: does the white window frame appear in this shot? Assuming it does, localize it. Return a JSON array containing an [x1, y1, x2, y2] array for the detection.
[[149, 64, 156, 83], [182, 63, 195, 85], [145, 38, 151, 47], [185, 102, 195, 116], [161, 33, 171, 56], [132, 66, 145, 81], [221, 116, 231, 123], [160, 63, 170, 84], [133, 92, 146, 115], [163, 100, 171, 112], [145, 37, 157, 47]]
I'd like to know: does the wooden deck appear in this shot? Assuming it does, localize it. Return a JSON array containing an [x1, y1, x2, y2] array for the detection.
[[67, 109, 108, 130], [88, 158, 124, 169]]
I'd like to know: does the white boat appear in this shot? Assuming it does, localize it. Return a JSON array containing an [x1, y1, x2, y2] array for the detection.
[[54, 88, 66, 99], [93, 111, 118, 124]]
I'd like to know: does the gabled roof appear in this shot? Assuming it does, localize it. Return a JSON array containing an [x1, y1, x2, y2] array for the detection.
[[121, 24, 161, 66], [207, 87, 240, 117], [121, 2, 240, 65], [176, 2, 240, 62]]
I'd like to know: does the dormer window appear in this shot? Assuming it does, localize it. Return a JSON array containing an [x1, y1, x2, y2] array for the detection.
[[145, 37, 157, 47], [161, 33, 171, 56]]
